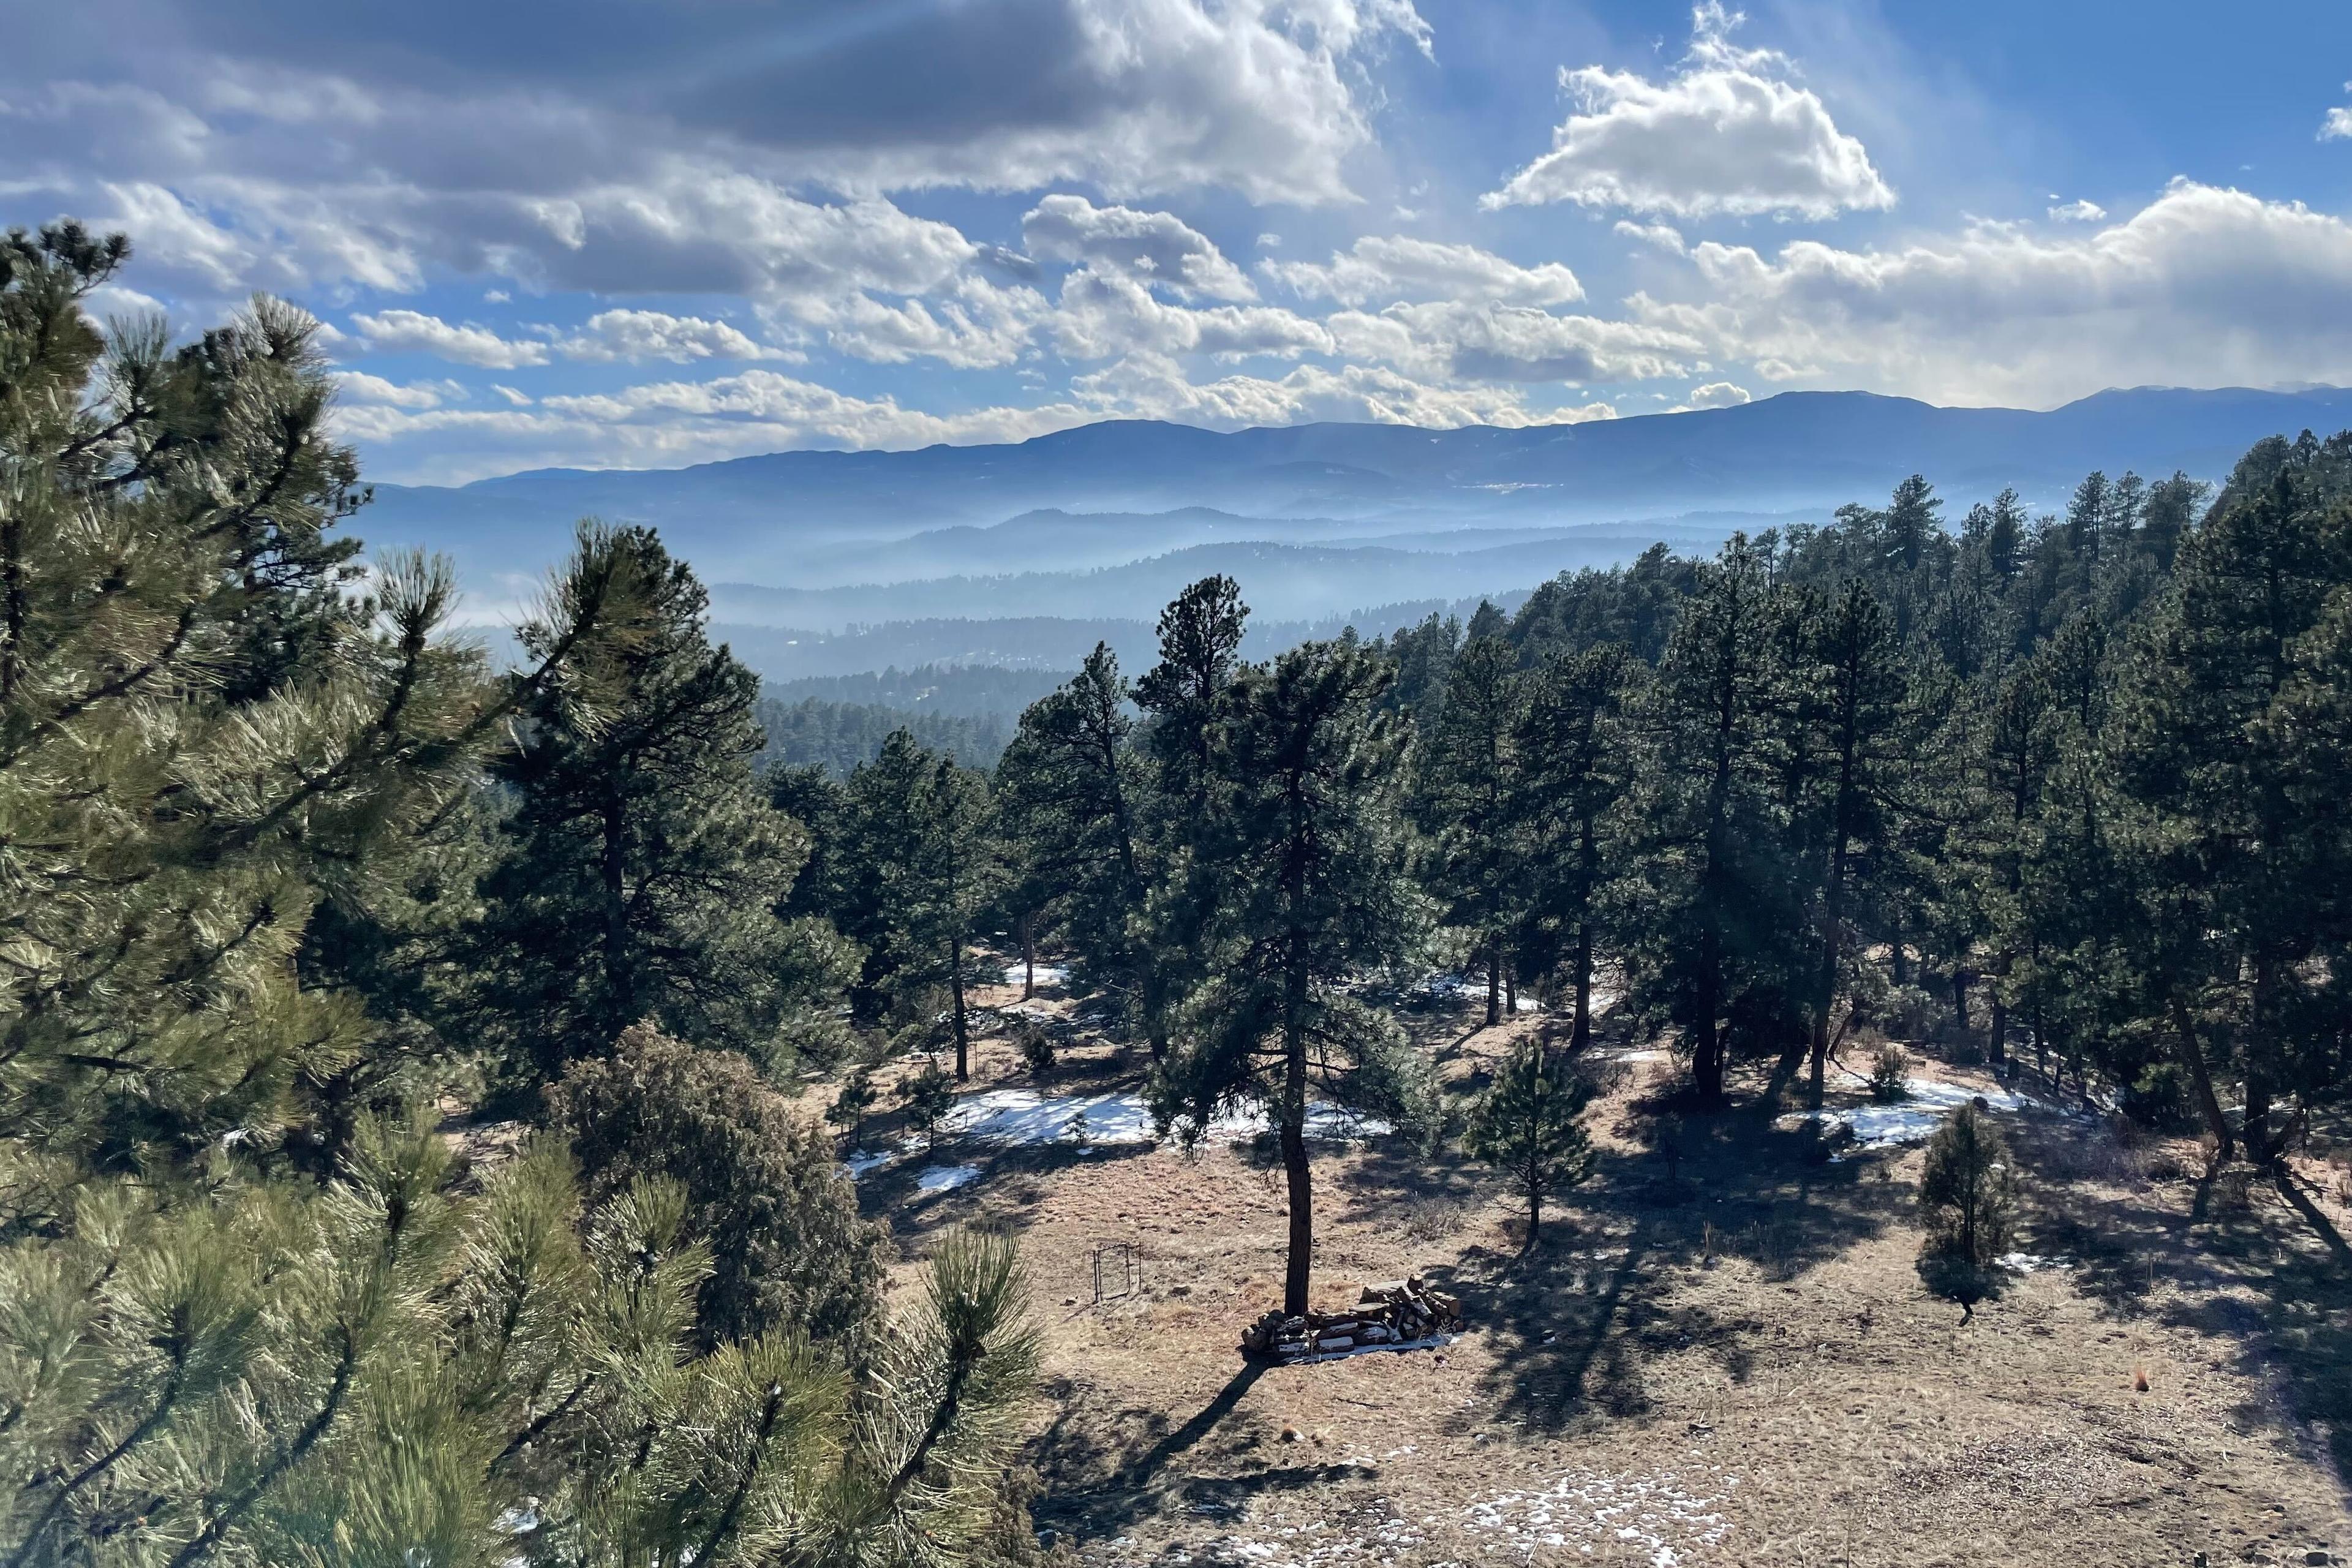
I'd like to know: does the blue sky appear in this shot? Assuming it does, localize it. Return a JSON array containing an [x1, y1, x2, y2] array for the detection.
[[10, 0, 2352, 484]]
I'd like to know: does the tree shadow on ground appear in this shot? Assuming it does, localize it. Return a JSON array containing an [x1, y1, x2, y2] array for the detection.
[[1457, 1094, 1902, 1435], [858, 1137, 1158, 1248], [1028, 1360, 1382, 1539], [2007, 1116, 2352, 1501]]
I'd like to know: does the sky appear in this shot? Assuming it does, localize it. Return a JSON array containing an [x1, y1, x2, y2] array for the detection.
[[10, 0, 2352, 485]]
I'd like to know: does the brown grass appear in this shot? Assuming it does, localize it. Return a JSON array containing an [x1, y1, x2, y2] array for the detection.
[[845, 973, 2352, 1567]]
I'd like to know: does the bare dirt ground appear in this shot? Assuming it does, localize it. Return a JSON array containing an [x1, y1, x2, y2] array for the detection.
[[841, 973, 2352, 1568]]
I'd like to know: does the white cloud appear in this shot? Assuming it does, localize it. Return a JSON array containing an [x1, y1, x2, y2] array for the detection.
[[351, 309, 551, 369], [1327, 300, 1697, 385], [1262, 235, 1584, 307], [490, 385, 533, 407], [1050, 267, 1332, 361], [1020, 194, 1254, 300], [1676, 380, 1750, 409], [2047, 198, 2106, 222], [331, 370, 460, 409], [1629, 180, 2352, 405], [335, 369, 1095, 484], [1072, 353, 1559, 431], [1613, 221, 1687, 255], [1483, 2, 1893, 221], [2325, 106, 2352, 142], [560, 309, 796, 364]]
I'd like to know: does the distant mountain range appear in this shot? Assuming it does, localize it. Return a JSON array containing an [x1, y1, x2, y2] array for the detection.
[[357, 385, 2352, 669]]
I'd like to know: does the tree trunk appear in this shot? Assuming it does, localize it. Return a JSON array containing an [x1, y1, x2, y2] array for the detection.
[[1694, 924, 1724, 1106], [600, 785, 635, 1039], [1890, 909, 1909, 987], [1951, 970, 1970, 1036], [1505, 964, 1517, 1017], [949, 935, 970, 1082], [1020, 911, 1035, 1000], [1280, 1009, 1313, 1315], [1570, 919, 1593, 1052], [1525, 1176, 1542, 1252], [2168, 991, 2233, 1165], [2244, 1075, 2273, 1167], [1988, 991, 2007, 1067], [1485, 943, 1501, 1028]]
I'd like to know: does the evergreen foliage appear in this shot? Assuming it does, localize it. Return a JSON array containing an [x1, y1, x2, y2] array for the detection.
[[0, 224, 1043, 1566], [1464, 1041, 1595, 1247], [547, 1025, 888, 1348], [1917, 1102, 2019, 1265], [469, 524, 858, 1086], [1152, 635, 1428, 1315]]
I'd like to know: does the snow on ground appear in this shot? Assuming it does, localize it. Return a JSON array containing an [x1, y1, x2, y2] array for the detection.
[[846, 1088, 1393, 1183], [940, 1087, 1391, 1148], [1997, 1251, 2075, 1275], [1811, 1077, 2031, 1150], [1167, 1460, 1740, 1568], [1001, 963, 1070, 988], [1462, 1462, 1740, 1566], [915, 1164, 981, 1192]]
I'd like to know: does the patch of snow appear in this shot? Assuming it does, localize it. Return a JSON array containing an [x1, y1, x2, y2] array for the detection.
[[1996, 1251, 2073, 1275], [936, 1087, 1390, 1151], [840, 1149, 895, 1178], [1811, 1077, 2031, 1150], [1001, 963, 1069, 988], [914, 1164, 981, 1193], [943, 1088, 1158, 1146]]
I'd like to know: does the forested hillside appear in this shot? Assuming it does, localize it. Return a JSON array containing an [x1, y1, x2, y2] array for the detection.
[[7, 225, 2350, 1567]]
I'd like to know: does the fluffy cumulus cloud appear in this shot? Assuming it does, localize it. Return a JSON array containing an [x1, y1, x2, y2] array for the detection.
[[1071, 353, 1612, 431], [332, 369, 1097, 484], [350, 311, 549, 369], [559, 310, 796, 364], [1627, 181, 2352, 405], [1483, 2, 1893, 221], [1676, 380, 1749, 409], [1328, 301, 1697, 384], [1262, 235, 1583, 306], [1020, 195, 1255, 300], [1050, 267, 1332, 361]]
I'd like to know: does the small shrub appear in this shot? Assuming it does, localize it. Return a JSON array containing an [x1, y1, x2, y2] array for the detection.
[[1464, 1041, 1595, 1246], [1868, 1045, 1913, 1103], [549, 1023, 887, 1348], [1016, 1023, 1057, 1078], [826, 1063, 878, 1149], [902, 1057, 957, 1153], [1917, 1102, 2019, 1265]]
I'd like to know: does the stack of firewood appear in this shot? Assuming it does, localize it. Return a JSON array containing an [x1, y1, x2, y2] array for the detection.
[[1240, 1276, 1463, 1362]]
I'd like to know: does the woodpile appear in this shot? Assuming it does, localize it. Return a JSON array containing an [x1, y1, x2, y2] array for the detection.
[[1240, 1277, 1463, 1362]]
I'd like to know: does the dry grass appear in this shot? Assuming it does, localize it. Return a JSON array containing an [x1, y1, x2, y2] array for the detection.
[[845, 974, 2352, 1567]]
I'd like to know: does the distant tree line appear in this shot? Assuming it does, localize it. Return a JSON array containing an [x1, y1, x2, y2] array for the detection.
[[756, 695, 1012, 775]]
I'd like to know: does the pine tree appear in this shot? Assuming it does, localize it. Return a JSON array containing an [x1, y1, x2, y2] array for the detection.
[[2114, 445, 2352, 1159], [469, 524, 857, 1086], [1511, 645, 1636, 1049], [995, 644, 1168, 1054], [1619, 537, 1798, 1105], [1798, 579, 1910, 1104], [1465, 1041, 1594, 1248], [1917, 1102, 2019, 1265], [1153, 638, 1426, 1315], [848, 733, 1003, 1080], [1417, 633, 1526, 1027]]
